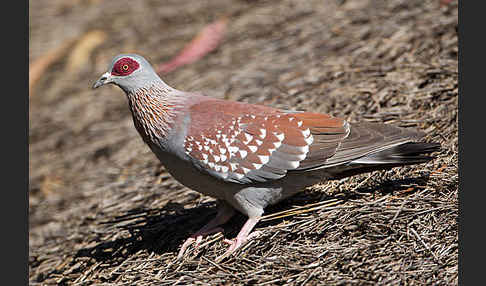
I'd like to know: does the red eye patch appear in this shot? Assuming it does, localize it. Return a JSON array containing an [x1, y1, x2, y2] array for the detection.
[[111, 57, 140, 76]]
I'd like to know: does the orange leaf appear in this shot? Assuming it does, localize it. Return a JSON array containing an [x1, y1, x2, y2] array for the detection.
[[66, 30, 107, 73], [29, 38, 77, 97], [439, 0, 455, 6], [156, 17, 228, 75]]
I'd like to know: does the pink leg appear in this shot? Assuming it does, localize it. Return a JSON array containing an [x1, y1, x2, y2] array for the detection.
[[177, 202, 235, 260], [216, 216, 262, 262]]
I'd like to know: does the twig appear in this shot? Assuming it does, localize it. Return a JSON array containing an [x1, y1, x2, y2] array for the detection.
[[410, 228, 440, 263]]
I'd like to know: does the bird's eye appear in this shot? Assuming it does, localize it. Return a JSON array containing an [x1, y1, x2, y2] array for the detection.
[[111, 57, 139, 76]]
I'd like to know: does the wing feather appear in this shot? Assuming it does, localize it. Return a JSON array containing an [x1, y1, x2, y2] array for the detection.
[[184, 106, 349, 183]]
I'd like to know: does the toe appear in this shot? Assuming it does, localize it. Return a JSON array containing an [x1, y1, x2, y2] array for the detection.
[[195, 235, 203, 247], [177, 237, 196, 260], [246, 230, 263, 240], [223, 238, 234, 245]]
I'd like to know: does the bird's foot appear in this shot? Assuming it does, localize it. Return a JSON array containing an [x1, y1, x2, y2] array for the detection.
[[177, 227, 224, 260], [176, 202, 236, 260], [223, 230, 262, 251], [215, 217, 262, 262], [215, 231, 262, 262]]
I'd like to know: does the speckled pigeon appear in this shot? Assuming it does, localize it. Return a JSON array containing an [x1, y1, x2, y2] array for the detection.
[[93, 54, 440, 260]]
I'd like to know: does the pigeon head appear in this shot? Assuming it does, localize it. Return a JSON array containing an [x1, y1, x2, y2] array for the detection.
[[93, 54, 164, 93]]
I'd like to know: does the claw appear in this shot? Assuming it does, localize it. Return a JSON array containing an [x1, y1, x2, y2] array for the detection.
[[177, 228, 223, 260], [175, 203, 262, 261], [177, 237, 195, 260], [215, 218, 262, 262], [176, 202, 235, 260]]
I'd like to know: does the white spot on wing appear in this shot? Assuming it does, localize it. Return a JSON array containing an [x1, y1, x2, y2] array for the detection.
[[268, 156, 300, 169], [288, 160, 300, 168], [228, 146, 239, 154], [302, 128, 310, 137], [239, 149, 248, 158], [248, 145, 258, 152], [241, 166, 251, 174], [259, 129, 266, 139], [233, 172, 244, 180], [343, 121, 351, 137], [243, 133, 253, 144], [305, 135, 314, 145], [274, 132, 285, 141], [258, 155, 270, 164], [280, 143, 309, 154]]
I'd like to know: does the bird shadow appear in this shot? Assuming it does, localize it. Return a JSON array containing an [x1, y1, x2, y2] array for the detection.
[[75, 175, 431, 263], [74, 201, 219, 263]]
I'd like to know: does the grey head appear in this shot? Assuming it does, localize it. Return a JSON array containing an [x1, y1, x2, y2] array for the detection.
[[93, 54, 170, 93]]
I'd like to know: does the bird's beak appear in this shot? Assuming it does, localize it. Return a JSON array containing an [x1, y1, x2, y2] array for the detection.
[[92, 72, 113, 89]]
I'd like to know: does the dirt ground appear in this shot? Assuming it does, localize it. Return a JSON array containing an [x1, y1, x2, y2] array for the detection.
[[29, 0, 458, 285]]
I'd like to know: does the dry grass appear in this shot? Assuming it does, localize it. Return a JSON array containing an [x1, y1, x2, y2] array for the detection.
[[29, 0, 458, 285]]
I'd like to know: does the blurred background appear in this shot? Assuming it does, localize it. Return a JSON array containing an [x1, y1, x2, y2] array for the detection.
[[29, 0, 458, 285]]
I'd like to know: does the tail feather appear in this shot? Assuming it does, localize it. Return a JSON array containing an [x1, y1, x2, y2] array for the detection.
[[326, 142, 441, 179], [294, 121, 441, 178], [351, 142, 441, 165]]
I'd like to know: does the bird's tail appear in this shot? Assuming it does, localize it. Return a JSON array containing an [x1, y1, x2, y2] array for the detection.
[[326, 141, 441, 179], [350, 142, 441, 165]]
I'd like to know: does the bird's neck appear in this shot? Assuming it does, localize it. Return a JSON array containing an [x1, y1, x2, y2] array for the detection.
[[126, 83, 183, 144]]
